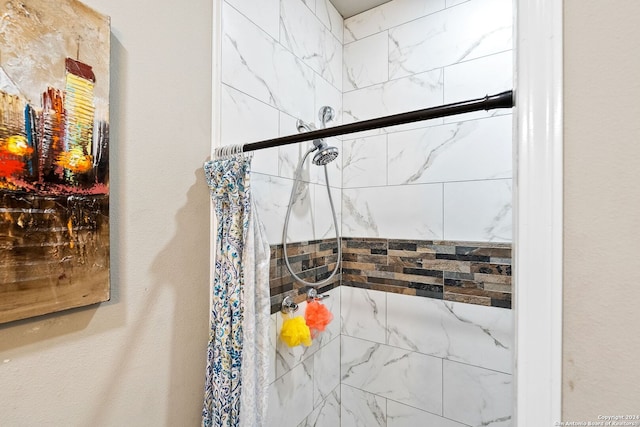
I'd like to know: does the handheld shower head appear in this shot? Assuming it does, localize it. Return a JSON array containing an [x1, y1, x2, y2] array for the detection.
[[312, 144, 339, 166], [296, 107, 340, 165]]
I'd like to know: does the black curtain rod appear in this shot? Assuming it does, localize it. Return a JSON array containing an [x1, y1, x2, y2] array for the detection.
[[241, 90, 514, 152]]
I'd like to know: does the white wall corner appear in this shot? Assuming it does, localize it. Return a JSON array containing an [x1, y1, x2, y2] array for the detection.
[[514, 0, 563, 425]]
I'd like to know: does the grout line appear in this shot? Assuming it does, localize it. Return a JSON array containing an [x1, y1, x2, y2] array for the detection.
[[385, 133, 389, 186], [340, 333, 512, 375], [442, 182, 446, 240], [343, 3, 450, 46], [343, 47, 513, 95], [340, 177, 512, 191], [343, 382, 467, 424], [384, 291, 388, 345], [385, 396, 388, 423], [442, 357, 445, 417]]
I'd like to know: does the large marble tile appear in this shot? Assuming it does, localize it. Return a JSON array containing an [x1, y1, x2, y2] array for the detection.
[[221, 84, 280, 146], [222, 2, 316, 122], [341, 335, 443, 414], [267, 358, 315, 427], [443, 51, 513, 123], [224, 0, 279, 41], [341, 384, 386, 427], [343, 68, 443, 124], [342, 134, 388, 188], [313, 286, 341, 348], [342, 69, 444, 139], [388, 0, 512, 79], [298, 386, 340, 427], [342, 184, 443, 240], [443, 179, 512, 242], [344, 0, 446, 43], [343, 31, 389, 91], [313, 183, 341, 240], [314, 77, 343, 126], [302, 0, 315, 13], [387, 293, 513, 373], [443, 360, 513, 427], [387, 400, 468, 427], [340, 287, 386, 344], [313, 337, 340, 405], [278, 112, 315, 181], [387, 115, 512, 185], [278, 141, 315, 182], [446, 0, 469, 6], [280, 0, 343, 89], [220, 84, 280, 176], [316, 0, 344, 43], [252, 173, 315, 245]]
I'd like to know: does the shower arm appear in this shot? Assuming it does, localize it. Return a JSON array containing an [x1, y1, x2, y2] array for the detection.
[[240, 91, 513, 153]]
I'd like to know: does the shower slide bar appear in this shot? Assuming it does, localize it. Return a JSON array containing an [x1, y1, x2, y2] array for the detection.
[[240, 90, 514, 152]]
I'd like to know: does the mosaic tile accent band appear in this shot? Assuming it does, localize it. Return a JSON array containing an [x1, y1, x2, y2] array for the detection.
[[269, 239, 341, 314], [269, 237, 511, 314], [341, 237, 511, 308]]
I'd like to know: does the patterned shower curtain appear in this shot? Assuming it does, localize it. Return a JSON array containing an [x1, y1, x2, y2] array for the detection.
[[203, 155, 271, 427]]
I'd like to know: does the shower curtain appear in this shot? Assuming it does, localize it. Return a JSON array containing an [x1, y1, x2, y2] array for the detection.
[[203, 155, 271, 427]]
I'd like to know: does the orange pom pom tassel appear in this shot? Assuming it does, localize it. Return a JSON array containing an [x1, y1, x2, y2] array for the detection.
[[305, 300, 333, 338]]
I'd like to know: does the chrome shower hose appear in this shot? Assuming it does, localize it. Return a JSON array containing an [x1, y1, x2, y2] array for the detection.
[[282, 146, 341, 287]]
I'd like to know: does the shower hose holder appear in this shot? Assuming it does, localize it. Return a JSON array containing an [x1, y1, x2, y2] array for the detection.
[[281, 295, 299, 314], [307, 288, 330, 302]]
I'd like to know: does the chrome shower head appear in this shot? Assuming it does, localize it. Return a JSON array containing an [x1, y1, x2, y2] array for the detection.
[[312, 141, 339, 165], [296, 114, 339, 165]]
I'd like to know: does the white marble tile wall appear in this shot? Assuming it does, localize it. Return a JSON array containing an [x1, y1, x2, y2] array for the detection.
[[443, 360, 513, 426], [267, 286, 341, 427], [221, 1, 515, 424], [342, 69, 444, 138], [223, 3, 315, 122], [280, 0, 342, 89], [342, 183, 443, 240], [343, 0, 446, 43], [316, 0, 344, 42], [342, 0, 513, 243], [444, 179, 512, 242], [387, 0, 512, 79], [340, 286, 514, 427], [342, 135, 388, 188], [386, 115, 512, 185], [341, 384, 387, 427], [343, 31, 389, 91], [386, 292, 513, 373], [443, 50, 513, 123], [225, 0, 280, 41], [387, 400, 468, 427], [221, 0, 343, 246]]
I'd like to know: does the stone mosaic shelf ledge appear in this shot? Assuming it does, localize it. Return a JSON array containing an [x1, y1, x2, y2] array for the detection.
[[268, 237, 511, 314]]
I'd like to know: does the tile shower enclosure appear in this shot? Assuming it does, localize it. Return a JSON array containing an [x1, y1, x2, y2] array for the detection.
[[219, 0, 513, 426]]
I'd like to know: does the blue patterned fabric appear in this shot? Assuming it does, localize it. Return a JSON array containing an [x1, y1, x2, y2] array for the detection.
[[202, 155, 252, 427]]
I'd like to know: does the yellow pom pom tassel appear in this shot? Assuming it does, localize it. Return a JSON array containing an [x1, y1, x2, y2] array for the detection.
[[280, 315, 312, 347]]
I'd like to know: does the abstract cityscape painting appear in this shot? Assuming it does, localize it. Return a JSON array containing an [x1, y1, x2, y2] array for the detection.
[[0, 0, 110, 323]]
